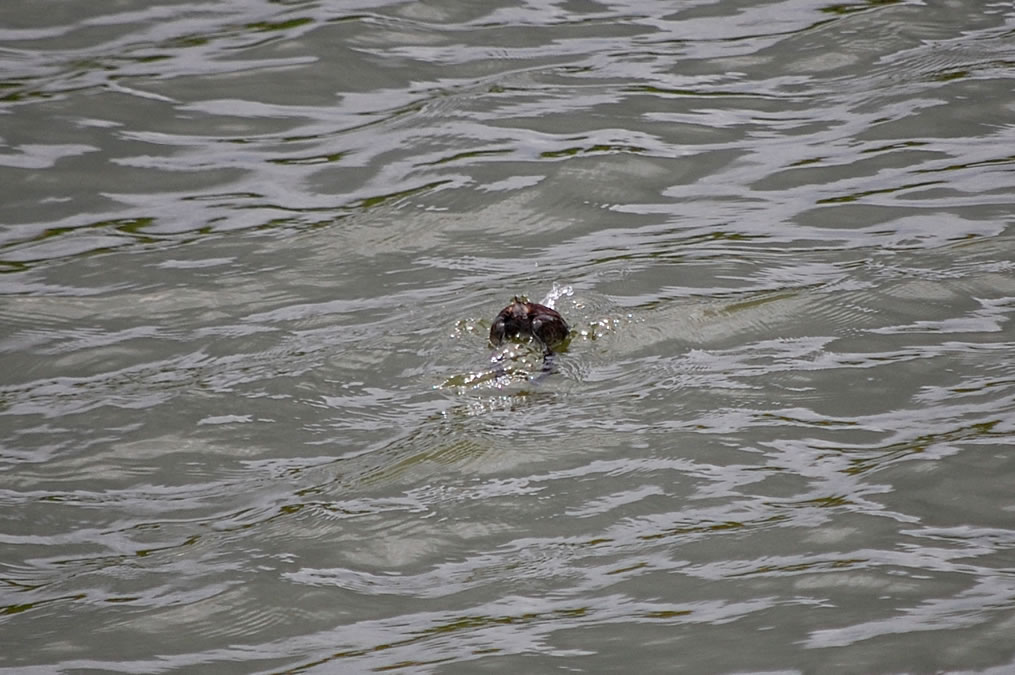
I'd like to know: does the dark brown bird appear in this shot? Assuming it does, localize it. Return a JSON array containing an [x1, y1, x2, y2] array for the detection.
[[489, 297, 570, 352]]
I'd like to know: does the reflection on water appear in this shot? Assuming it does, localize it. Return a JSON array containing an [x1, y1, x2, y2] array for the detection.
[[2, 0, 1015, 672]]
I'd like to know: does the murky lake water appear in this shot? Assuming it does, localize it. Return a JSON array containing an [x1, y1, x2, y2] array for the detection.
[[3, 0, 1015, 672]]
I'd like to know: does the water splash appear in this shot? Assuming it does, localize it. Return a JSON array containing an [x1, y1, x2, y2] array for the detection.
[[540, 283, 573, 309]]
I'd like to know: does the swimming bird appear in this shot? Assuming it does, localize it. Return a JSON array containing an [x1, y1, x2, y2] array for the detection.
[[489, 297, 569, 364]]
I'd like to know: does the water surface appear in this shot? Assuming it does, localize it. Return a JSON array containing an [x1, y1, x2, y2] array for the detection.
[[2, 0, 1015, 672]]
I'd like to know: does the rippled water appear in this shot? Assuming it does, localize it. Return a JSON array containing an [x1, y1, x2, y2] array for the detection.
[[3, 0, 1015, 672]]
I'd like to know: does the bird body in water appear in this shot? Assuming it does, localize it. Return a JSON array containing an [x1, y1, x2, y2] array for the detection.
[[490, 297, 569, 359]]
